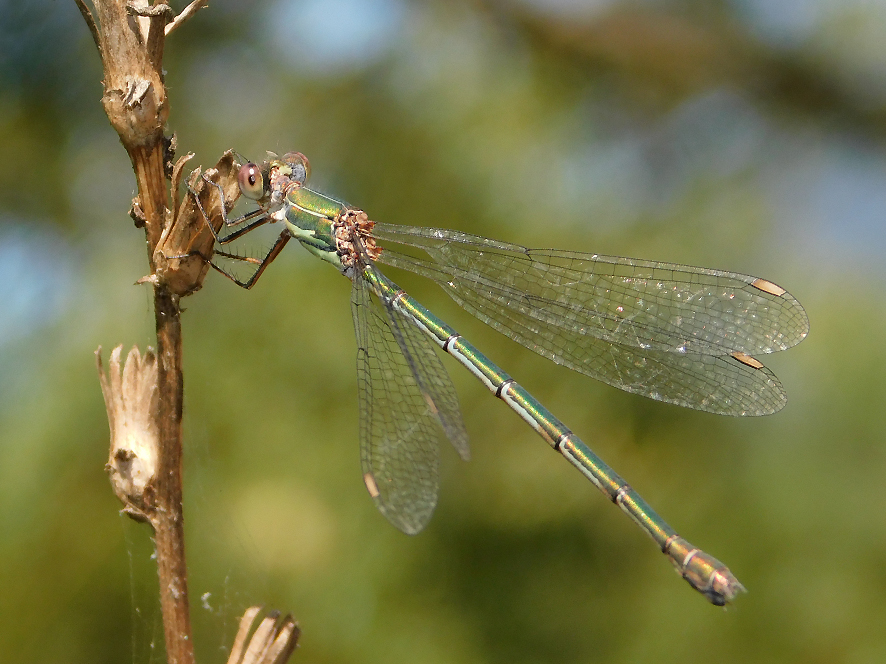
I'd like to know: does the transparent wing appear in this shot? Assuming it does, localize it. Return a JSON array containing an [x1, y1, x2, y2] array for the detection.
[[351, 267, 468, 535], [368, 263, 470, 462], [373, 224, 809, 416]]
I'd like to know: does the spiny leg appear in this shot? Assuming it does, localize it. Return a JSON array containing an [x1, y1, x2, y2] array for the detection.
[[208, 230, 292, 290], [179, 172, 291, 288], [188, 174, 270, 244]]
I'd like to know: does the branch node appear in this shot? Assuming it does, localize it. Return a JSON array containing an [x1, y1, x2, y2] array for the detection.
[[126, 2, 173, 18], [153, 149, 241, 296]]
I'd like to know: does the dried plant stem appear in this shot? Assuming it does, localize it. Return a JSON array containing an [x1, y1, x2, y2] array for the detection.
[[152, 286, 191, 664], [83, 3, 286, 662], [80, 1, 192, 662]]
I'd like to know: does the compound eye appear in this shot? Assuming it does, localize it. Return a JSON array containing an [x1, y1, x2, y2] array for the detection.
[[238, 162, 264, 199], [282, 151, 311, 184]]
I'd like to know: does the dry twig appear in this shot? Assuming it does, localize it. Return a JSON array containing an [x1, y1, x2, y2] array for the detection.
[[77, 2, 251, 663]]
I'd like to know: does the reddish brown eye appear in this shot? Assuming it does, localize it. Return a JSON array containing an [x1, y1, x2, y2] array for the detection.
[[282, 151, 311, 183], [238, 162, 264, 200]]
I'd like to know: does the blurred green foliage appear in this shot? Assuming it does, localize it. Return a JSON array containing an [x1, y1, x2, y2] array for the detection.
[[1, 0, 885, 662]]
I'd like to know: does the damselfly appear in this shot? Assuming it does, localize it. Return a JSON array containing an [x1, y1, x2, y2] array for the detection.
[[190, 151, 808, 605]]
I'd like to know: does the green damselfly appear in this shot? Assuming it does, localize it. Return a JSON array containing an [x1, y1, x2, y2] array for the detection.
[[190, 151, 808, 605]]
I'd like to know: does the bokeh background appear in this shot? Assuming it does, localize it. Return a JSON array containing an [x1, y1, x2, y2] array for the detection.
[[2, 0, 885, 662]]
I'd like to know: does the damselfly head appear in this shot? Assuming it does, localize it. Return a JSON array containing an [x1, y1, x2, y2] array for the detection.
[[236, 150, 309, 203]]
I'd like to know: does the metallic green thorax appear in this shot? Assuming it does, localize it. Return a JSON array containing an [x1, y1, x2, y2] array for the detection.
[[283, 185, 348, 268]]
